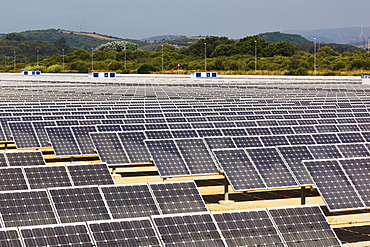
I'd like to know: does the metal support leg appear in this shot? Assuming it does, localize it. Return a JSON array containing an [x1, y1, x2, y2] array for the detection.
[[301, 186, 306, 205]]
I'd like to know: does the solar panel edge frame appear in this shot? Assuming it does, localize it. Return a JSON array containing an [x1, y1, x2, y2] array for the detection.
[[212, 147, 269, 192], [302, 159, 367, 212]]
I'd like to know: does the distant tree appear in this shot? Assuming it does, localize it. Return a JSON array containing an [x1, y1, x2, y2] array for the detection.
[[265, 41, 298, 57], [53, 37, 74, 53], [137, 64, 159, 74], [5, 33, 26, 41], [183, 36, 234, 58], [94, 41, 138, 52], [236, 36, 269, 56]]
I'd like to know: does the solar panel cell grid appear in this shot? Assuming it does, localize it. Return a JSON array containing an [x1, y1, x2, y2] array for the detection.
[[46, 126, 81, 157], [118, 132, 151, 164], [213, 209, 285, 247], [88, 218, 162, 247], [308, 145, 343, 159], [175, 138, 219, 175], [337, 143, 370, 158], [213, 149, 266, 191], [67, 163, 114, 186], [151, 212, 226, 247], [5, 151, 46, 166], [20, 223, 93, 247], [0, 167, 29, 191], [49, 186, 111, 223], [268, 205, 342, 246], [246, 148, 298, 188], [8, 122, 40, 149], [90, 132, 130, 165], [149, 181, 208, 214], [71, 125, 98, 154], [0, 190, 57, 227], [24, 165, 72, 189], [145, 139, 190, 177], [101, 184, 160, 219], [232, 136, 263, 148]]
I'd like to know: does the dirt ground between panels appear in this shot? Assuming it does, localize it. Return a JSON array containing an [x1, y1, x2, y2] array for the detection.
[[113, 169, 370, 247]]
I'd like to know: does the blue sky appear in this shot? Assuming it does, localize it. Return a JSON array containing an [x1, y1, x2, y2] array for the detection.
[[1, 0, 369, 39]]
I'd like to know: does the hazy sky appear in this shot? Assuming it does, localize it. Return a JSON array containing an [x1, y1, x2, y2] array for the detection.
[[1, 0, 369, 40]]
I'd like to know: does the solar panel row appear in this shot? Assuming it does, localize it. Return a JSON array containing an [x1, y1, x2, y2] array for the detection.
[[0, 181, 207, 228], [0, 151, 45, 167], [0, 204, 341, 247], [0, 163, 114, 191]]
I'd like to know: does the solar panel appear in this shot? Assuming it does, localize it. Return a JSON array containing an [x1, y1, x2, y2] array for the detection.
[[212, 209, 284, 247], [145, 139, 190, 177], [268, 205, 342, 246], [0, 189, 57, 227], [145, 130, 173, 139], [49, 186, 111, 223], [171, 129, 199, 138], [151, 212, 226, 247], [203, 136, 236, 150], [90, 132, 130, 165], [196, 129, 223, 137], [67, 163, 114, 186], [8, 122, 40, 149], [287, 134, 316, 145], [0, 117, 21, 141], [213, 148, 266, 191], [260, 135, 289, 146], [339, 158, 370, 207], [88, 218, 162, 247], [293, 125, 317, 134], [20, 223, 94, 247], [45, 126, 81, 157], [336, 132, 365, 143], [269, 126, 295, 135], [232, 136, 263, 148], [246, 127, 271, 135], [96, 124, 122, 132], [0, 228, 23, 247], [312, 133, 341, 144], [100, 184, 160, 219], [245, 147, 298, 188], [277, 146, 315, 186], [71, 125, 97, 154], [337, 124, 360, 132], [303, 159, 366, 211], [5, 151, 46, 166], [307, 145, 341, 162], [175, 138, 219, 175], [117, 132, 151, 164], [149, 181, 208, 214], [336, 143, 370, 158], [221, 128, 247, 136], [0, 167, 29, 191], [24, 165, 72, 189]]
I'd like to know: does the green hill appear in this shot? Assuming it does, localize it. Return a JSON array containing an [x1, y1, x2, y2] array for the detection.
[[0, 29, 147, 50], [258, 31, 312, 46]]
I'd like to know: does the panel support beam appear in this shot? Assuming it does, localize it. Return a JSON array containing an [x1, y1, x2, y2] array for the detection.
[[301, 186, 306, 205]]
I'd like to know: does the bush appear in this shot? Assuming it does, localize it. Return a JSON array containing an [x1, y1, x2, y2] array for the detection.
[[137, 64, 159, 74], [46, 64, 63, 73]]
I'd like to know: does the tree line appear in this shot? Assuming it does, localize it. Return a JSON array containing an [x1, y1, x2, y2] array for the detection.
[[0, 34, 369, 75]]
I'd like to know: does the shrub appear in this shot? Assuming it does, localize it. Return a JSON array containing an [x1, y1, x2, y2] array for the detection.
[[137, 64, 159, 74]]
